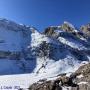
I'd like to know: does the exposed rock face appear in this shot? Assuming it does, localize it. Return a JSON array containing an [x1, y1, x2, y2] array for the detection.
[[44, 22, 86, 41], [29, 81, 54, 90], [74, 63, 90, 90], [29, 76, 78, 90], [0, 51, 21, 60], [80, 23, 90, 37], [61, 21, 75, 32], [44, 26, 61, 38], [75, 63, 90, 76], [29, 63, 90, 90], [74, 63, 90, 88], [44, 21, 76, 36]]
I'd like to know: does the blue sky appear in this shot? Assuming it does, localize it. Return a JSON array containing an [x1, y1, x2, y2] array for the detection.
[[0, 0, 90, 31]]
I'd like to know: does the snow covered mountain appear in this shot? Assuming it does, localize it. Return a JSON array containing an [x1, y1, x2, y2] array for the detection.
[[0, 18, 90, 75], [0, 18, 90, 89], [29, 21, 90, 76], [0, 18, 34, 74]]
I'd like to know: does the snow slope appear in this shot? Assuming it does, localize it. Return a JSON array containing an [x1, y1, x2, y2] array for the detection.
[[0, 19, 31, 51], [0, 19, 34, 74]]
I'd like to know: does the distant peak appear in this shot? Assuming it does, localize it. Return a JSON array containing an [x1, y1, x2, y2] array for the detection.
[[63, 21, 75, 29]]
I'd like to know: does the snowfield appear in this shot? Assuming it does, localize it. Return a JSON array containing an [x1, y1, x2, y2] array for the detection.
[[0, 74, 34, 90], [0, 73, 66, 90]]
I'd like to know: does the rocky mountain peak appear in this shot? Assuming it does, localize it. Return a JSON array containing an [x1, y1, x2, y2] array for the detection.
[[80, 23, 90, 37]]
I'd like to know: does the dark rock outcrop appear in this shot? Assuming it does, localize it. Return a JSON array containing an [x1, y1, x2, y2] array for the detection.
[[80, 23, 90, 37], [29, 75, 78, 90], [29, 63, 90, 90]]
